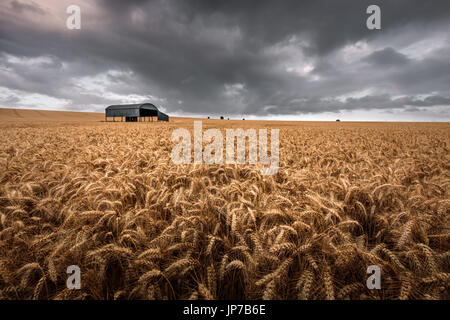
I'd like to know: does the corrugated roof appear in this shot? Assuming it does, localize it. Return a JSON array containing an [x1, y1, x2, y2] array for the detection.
[[106, 103, 158, 110]]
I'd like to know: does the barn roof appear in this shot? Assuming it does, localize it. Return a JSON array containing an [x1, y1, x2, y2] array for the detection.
[[106, 103, 158, 111]]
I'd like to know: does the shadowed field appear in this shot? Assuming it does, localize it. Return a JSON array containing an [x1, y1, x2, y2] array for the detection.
[[0, 109, 449, 300]]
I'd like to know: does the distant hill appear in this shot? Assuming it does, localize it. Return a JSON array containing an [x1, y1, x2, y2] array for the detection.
[[0, 108, 104, 122]]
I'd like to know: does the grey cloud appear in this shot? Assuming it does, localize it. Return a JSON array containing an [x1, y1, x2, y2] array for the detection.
[[10, 0, 46, 15], [257, 94, 450, 116], [401, 95, 450, 107], [363, 47, 410, 66]]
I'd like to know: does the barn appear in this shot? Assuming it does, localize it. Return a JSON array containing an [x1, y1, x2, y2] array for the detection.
[[105, 103, 169, 122]]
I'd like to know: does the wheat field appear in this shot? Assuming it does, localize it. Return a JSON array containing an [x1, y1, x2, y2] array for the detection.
[[0, 110, 449, 300]]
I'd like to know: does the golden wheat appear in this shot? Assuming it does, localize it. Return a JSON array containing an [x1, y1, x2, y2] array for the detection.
[[0, 119, 448, 300]]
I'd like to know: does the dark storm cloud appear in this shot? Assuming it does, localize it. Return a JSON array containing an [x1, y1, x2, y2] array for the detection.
[[0, 0, 449, 119], [363, 47, 410, 67]]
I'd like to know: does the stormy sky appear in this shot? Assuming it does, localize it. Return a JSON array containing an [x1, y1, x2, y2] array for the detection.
[[1, 0, 450, 121]]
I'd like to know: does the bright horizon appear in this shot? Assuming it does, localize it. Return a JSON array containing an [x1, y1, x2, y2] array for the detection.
[[2, 106, 450, 122]]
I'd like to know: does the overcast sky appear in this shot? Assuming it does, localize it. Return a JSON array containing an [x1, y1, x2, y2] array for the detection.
[[1, 0, 450, 121]]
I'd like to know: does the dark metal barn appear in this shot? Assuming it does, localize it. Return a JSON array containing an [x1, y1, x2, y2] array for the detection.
[[105, 103, 169, 122]]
